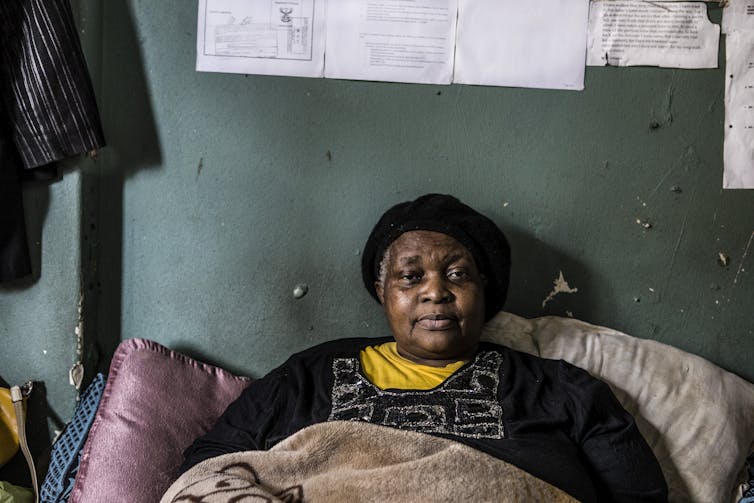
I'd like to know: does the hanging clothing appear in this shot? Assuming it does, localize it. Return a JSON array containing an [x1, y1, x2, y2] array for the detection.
[[0, 0, 105, 283]]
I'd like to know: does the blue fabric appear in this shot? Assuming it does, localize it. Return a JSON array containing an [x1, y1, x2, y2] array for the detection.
[[39, 374, 105, 503], [739, 453, 754, 503]]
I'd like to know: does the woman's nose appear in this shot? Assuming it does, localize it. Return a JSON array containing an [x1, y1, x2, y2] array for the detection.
[[420, 274, 453, 303]]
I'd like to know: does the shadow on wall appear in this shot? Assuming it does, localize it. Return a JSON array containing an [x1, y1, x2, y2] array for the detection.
[[502, 224, 612, 327], [83, 0, 163, 381]]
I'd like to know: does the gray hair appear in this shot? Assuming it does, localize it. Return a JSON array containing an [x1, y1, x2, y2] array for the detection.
[[377, 246, 392, 287]]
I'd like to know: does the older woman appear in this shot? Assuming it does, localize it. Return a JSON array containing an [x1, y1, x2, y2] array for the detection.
[[179, 194, 667, 503]]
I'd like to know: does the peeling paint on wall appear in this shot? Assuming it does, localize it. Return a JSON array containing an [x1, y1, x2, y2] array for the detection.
[[542, 271, 579, 308], [293, 283, 309, 299], [733, 231, 753, 285], [718, 252, 731, 267], [70, 289, 85, 390]]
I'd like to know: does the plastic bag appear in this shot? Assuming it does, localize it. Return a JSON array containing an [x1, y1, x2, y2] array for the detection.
[[0, 388, 20, 467], [0, 481, 33, 503]]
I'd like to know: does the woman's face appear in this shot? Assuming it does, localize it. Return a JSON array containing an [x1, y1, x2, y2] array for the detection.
[[375, 230, 486, 367]]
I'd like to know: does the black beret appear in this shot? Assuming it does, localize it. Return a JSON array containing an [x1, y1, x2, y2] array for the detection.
[[362, 193, 511, 321]]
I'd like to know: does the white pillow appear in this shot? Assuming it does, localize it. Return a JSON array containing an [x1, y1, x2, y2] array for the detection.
[[481, 312, 754, 503]]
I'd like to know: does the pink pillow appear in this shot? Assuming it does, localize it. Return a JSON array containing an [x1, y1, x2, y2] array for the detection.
[[69, 338, 250, 503]]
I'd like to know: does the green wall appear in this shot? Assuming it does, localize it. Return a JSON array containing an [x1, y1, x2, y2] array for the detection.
[[0, 169, 85, 454], [1, 1, 752, 465]]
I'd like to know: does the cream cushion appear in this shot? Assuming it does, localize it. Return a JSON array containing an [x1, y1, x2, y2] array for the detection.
[[481, 312, 754, 503]]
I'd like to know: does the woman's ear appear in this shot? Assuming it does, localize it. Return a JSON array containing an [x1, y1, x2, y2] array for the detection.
[[374, 281, 384, 304]]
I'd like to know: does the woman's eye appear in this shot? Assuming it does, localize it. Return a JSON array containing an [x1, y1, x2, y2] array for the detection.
[[448, 270, 468, 280], [400, 273, 421, 282]]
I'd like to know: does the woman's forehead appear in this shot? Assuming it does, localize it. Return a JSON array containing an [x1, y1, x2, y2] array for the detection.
[[389, 230, 474, 262]]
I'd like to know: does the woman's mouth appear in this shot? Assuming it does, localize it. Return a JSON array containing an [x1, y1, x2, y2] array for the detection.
[[416, 314, 457, 331]]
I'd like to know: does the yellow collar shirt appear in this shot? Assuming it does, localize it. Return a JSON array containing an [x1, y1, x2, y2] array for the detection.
[[360, 342, 468, 390]]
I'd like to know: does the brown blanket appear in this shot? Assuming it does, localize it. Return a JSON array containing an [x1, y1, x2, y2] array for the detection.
[[161, 421, 579, 503]]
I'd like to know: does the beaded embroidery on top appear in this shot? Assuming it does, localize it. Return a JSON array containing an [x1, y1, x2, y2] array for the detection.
[[328, 351, 505, 439]]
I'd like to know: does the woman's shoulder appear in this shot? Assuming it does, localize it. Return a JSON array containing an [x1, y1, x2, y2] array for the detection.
[[261, 337, 392, 382], [477, 341, 600, 385], [478, 341, 558, 368]]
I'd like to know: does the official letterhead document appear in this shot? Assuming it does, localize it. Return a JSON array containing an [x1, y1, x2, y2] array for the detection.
[[723, 0, 754, 34], [586, 0, 719, 68], [196, 0, 326, 78], [724, 31, 754, 189], [324, 0, 459, 85], [453, 0, 590, 91], [196, 0, 592, 91]]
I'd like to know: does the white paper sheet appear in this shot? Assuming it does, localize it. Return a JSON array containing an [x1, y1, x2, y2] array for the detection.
[[722, 0, 754, 34], [453, 0, 590, 91], [586, 1, 719, 68], [196, 0, 326, 78], [324, 0, 458, 84], [724, 31, 754, 189]]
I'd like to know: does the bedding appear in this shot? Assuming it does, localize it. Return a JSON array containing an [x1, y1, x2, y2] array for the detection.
[[161, 420, 578, 503], [68, 312, 754, 503], [68, 338, 251, 503], [481, 312, 754, 503], [181, 336, 666, 502]]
